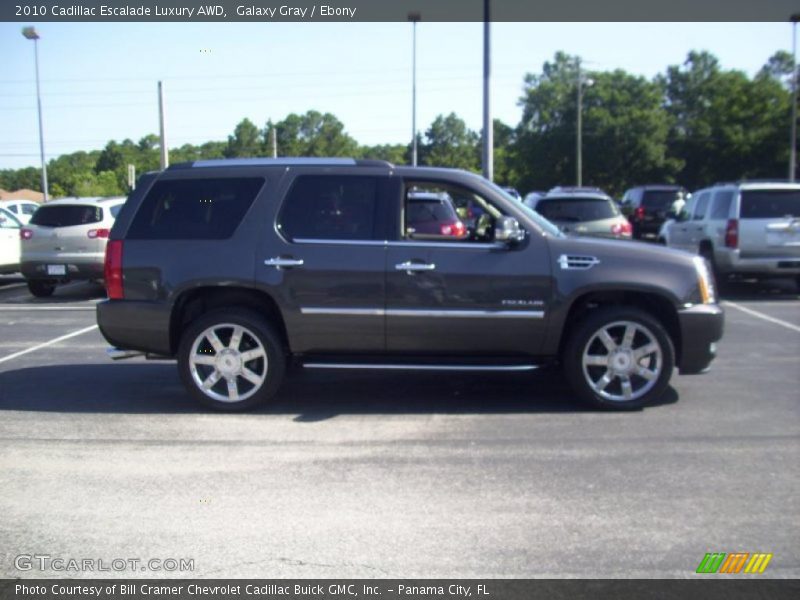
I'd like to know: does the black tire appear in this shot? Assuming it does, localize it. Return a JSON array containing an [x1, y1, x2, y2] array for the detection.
[[563, 306, 675, 410], [27, 280, 56, 298], [177, 308, 286, 411]]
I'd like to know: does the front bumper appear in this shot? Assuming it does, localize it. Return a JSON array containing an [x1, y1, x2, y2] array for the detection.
[[677, 303, 724, 374]]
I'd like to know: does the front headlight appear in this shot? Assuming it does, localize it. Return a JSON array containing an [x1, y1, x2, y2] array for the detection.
[[693, 256, 716, 304]]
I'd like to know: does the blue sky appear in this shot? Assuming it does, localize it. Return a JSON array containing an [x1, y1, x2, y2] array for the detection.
[[0, 21, 792, 169]]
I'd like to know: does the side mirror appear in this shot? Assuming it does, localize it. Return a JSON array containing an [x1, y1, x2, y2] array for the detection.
[[494, 216, 525, 245]]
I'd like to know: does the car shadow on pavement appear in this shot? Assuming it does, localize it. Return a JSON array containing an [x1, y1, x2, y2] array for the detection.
[[0, 362, 679, 417], [719, 277, 800, 301]]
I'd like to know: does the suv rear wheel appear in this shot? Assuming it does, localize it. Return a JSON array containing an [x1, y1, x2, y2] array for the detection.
[[564, 306, 675, 410], [27, 280, 56, 298], [177, 308, 286, 411]]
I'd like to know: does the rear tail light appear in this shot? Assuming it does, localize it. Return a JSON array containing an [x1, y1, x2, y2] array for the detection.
[[440, 221, 467, 237], [104, 239, 124, 300], [724, 219, 739, 249], [611, 221, 632, 236], [20, 228, 33, 240], [634, 206, 645, 221], [88, 228, 110, 239]]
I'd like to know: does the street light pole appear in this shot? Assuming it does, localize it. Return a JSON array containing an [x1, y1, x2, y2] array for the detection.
[[408, 12, 420, 167], [22, 27, 48, 202], [576, 63, 593, 188], [577, 63, 583, 188], [790, 14, 799, 182], [481, 0, 493, 181]]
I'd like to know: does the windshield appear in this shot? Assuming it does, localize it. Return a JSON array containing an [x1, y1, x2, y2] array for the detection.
[[535, 197, 619, 222]]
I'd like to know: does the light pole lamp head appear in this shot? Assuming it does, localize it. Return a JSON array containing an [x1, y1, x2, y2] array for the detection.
[[22, 26, 40, 40]]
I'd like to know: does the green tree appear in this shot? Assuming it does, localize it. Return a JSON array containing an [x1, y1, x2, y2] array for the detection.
[[272, 111, 358, 157], [224, 118, 264, 158], [359, 144, 407, 164], [421, 113, 479, 171], [515, 52, 677, 196]]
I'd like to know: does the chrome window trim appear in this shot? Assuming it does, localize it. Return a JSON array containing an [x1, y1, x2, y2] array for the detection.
[[289, 238, 505, 250], [292, 238, 387, 247], [300, 307, 544, 319]]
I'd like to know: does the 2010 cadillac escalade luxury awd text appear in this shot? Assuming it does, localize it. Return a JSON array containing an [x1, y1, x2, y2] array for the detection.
[[97, 158, 724, 411]]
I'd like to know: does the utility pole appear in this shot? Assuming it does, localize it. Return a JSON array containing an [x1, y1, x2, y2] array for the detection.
[[790, 14, 799, 182], [271, 125, 277, 158], [408, 12, 420, 166], [481, 0, 493, 181], [22, 27, 48, 201], [158, 81, 168, 169], [576, 63, 583, 187]]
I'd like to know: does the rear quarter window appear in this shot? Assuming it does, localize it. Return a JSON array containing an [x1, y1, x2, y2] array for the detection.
[[710, 191, 734, 219], [30, 204, 102, 227], [126, 177, 264, 240], [740, 190, 800, 219]]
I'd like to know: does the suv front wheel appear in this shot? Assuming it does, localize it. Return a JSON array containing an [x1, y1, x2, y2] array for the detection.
[[563, 306, 675, 410], [177, 308, 286, 411]]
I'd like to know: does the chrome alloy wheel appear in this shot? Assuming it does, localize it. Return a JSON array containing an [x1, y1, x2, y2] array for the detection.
[[581, 320, 663, 403], [189, 323, 268, 403]]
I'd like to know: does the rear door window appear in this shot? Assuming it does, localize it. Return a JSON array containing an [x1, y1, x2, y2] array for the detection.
[[692, 193, 710, 221], [30, 205, 102, 227], [278, 175, 382, 241], [127, 177, 264, 240], [740, 190, 800, 219], [710, 190, 734, 220]]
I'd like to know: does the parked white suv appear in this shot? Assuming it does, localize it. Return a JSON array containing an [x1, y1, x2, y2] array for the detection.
[[659, 181, 800, 286], [20, 196, 125, 297], [0, 199, 40, 224]]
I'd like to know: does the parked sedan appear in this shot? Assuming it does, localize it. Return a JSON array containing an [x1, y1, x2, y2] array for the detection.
[[0, 207, 22, 274], [20, 196, 125, 297], [406, 192, 467, 240], [0, 199, 40, 225], [527, 192, 632, 239]]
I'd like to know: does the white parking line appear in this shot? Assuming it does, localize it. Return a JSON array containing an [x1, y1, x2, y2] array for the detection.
[[0, 325, 99, 365], [0, 306, 96, 311], [723, 301, 800, 334]]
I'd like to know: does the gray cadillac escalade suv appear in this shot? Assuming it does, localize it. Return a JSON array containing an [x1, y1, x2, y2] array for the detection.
[[97, 158, 724, 411]]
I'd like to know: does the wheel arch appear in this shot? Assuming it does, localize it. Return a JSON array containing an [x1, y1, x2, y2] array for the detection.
[[170, 286, 289, 355], [556, 289, 681, 366]]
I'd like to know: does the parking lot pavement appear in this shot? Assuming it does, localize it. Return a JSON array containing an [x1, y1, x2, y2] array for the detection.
[[0, 280, 798, 578]]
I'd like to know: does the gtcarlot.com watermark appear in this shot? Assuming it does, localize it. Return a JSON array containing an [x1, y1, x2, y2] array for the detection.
[[15, 554, 194, 573]]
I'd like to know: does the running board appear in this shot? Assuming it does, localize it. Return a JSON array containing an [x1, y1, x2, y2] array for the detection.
[[302, 362, 539, 372]]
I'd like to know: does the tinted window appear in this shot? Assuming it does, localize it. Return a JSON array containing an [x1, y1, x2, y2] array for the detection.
[[22, 204, 38, 215], [740, 190, 800, 219], [407, 199, 457, 223], [30, 204, 102, 227], [110, 204, 123, 218], [535, 198, 619, 222], [7, 205, 18, 214], [279, 175, 379, 241], [641, 190, 679, 209], [128, 177, 264, 240], [692, 193, 710, 221], [710, 191, 734, 219]]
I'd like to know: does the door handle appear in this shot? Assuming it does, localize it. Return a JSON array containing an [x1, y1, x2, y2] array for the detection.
[[264, 257, 304, 269], [395, 261, 436, 273]]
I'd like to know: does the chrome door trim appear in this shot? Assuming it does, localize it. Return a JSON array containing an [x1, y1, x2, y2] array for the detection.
[[303, 362, 539, 372], [299, 307, 544, 319]]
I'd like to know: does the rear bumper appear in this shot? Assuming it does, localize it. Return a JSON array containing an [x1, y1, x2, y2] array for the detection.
[[96, 299, 173, 356], [677, 304, 724, 375], [715, 250, 800, 276], [22, 259, 104, 281]]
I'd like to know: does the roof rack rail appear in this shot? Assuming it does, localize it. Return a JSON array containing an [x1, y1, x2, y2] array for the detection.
[[167, 157, 395, 170]]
